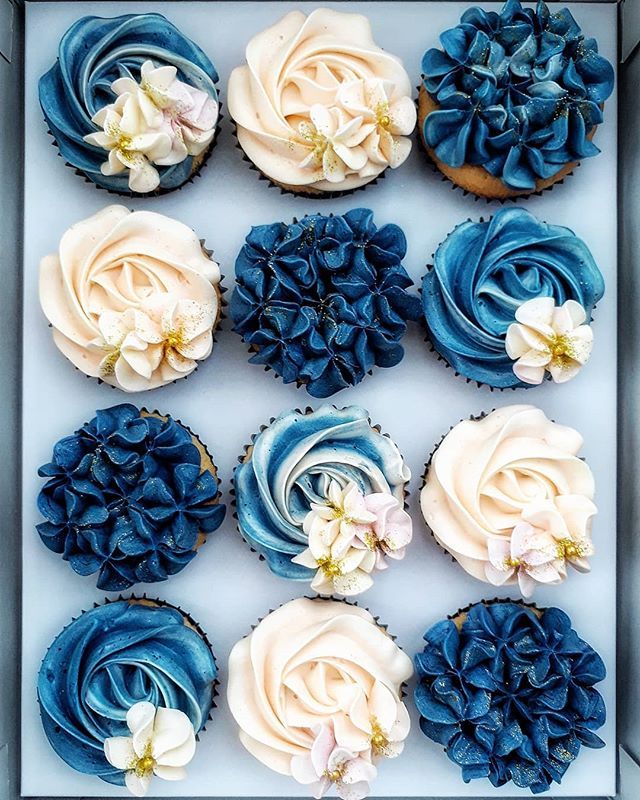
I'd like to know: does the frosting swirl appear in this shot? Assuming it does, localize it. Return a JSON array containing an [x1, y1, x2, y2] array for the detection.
[[37, 600, 217, 786], [414, 601, 606, 793], [421, 0, 615, 190], [420, 405, 596, 589], [40, 205, 222, 392], [234, 405, 410, 581], [37, 404, 226, 591], [231, 209, 420, 397], [39, 13, 219, 193], [228, 8, 416, 193], [422, 208, 604, 389], [227, 597, 413, 795]]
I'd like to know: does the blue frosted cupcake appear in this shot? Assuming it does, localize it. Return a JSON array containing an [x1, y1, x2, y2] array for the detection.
[[414, 600, 606, 794], [422, 208, 605, 389], [38, 598, 217, 794], [234, 405, 413, 596], [39, 14, 220, 194], [36, 404, 226, 591], [230, 209, 421, 398], [418, 0, 615, 199]]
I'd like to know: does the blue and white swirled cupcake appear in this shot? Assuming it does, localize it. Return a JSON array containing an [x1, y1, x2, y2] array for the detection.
[[36, 404, 226, 591], [234, 405, 412, 596], [37, 598, 217, 796], [418, 0, 615, 199], [414, 599, 606, 794], [39, 14, 220, 194], [230, 209, 421, 398], [422, 208, 605, 389]]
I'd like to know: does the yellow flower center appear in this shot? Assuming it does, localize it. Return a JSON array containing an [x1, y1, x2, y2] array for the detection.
[[546, 334, 576, 368], [100, 348, 120, 377], [130, 743, 156, 778], [324, 767, 344, 783], [370, 717, 390, 756], [504, 556, 522, 569], [556, 538, 587, 560], [375, 102, 392, 129], [165, 326, 187, 351], [316, 556, 343, 579], [299, 122, 329, 164]]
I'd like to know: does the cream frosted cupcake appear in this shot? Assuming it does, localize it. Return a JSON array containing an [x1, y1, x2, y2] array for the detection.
[[227, 597, 413, 799], [420, 405, 596, 597], [39, 205, 223, 392], [228, 8, 416, 197]]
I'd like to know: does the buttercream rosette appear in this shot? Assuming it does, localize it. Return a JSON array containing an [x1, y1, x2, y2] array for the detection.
[[234, 405, 412, 596], [420, 405, 596, 597], [36, 404, 226, 590], [230, 209, 421, 397], [39, 14, 220, 195], [37, 598, 217, 795], [414, 600, 606, 794], [40, 205, 223, 392], [418, 0, 615, 199], [228, 8, 416, 196], [228, 597, 413, 799], [421, 208, 605, 389]]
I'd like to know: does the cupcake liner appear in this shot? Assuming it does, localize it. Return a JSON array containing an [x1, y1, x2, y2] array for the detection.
[[44, 101, 224, 199], [232, 405, 412, 578], [38, 594, 219, 734], [417, 214, 601, 392], [231, 120, 387, 200], [415, 84, 579, 204], [449, 596, 542, 629]]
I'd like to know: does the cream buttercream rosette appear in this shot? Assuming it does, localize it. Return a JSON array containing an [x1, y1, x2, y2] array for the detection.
[[420, 405, 597, 597], [227, 598, 412, 800], [228, 8, 416, 195], [39, 205, 222, 392]]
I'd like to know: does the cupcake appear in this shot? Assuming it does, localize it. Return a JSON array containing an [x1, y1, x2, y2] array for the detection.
[[419, 0, 615, 199], [234, 405, 412, 596], [420, 405, 596, 597], [37, 597, 217, 796], [37, 403, 226, 590], [422, 208, 605, 389], [39, 14, 220, 194], [227, 8, 416, 197], [230, 209, 421, 397], [40, 206, 223, 392], [228, 597, 413, 798], [414, 599, 606, 793]]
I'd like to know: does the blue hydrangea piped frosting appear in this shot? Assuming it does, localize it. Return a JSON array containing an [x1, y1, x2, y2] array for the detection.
[[37, 599, 216, 792], [420, 0, 615, 195], [37, 404, 226, 590], [39, 14, 220, 194], [414, 601, 606, 794], [234, 405, 411, 594], [422, 208, 605, 388], [230, 209, 421, 398]]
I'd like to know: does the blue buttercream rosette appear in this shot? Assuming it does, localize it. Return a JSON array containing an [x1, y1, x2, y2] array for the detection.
[[421, 207, 605, 388], [39, 14, 220, 194], [414, 600, 606, 794], [37, 599, 217, 787], [230, 209, 421, 397], [420, 0, 615, 193], [36, 404, 226, 590]]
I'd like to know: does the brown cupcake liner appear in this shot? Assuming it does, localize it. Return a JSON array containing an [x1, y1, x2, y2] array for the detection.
[[38, 594, 219, 734], [231, 405, 412, 574], [449, 596, 543, 630], [417, 213, 601, 392], [44, 100, 224, 199], [231, 120, 388, 200], [415, 83, 579, 205]]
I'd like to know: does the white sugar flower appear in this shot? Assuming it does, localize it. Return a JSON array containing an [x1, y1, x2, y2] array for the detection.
[[292, 481, 412, 596], [291, 723, 377, 800], [103, 701, 196, 797], [485, 497, 596, 597], [505, 298, 594, 385], [91, 296, 215, 392], [112, 60, 219, 161]]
